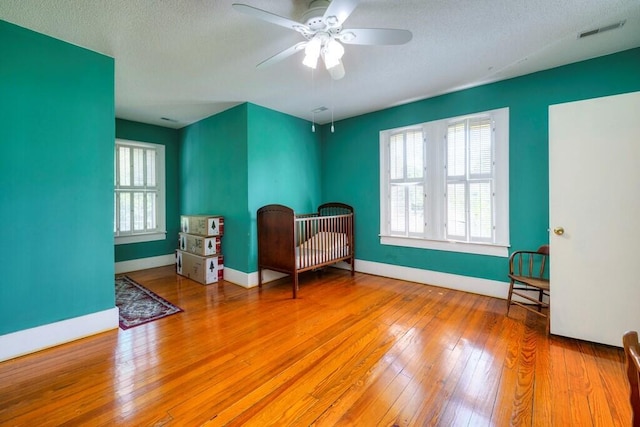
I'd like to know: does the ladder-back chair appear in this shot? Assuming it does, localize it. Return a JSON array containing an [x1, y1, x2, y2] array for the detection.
[[506, 244, 550, 331]]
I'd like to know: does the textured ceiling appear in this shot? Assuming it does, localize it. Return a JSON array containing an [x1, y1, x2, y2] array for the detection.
[[1, 0, 639, 129]]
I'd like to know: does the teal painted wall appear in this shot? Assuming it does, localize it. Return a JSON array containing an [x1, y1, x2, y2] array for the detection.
[[321, 48, 640, 283], [115, 119, 181, 262], [179, 104, 250, 272], [0, 21, 115, 335], [4, 17, 634, 338], [246, 103, 322, 270], [178, 103, 321, 273]]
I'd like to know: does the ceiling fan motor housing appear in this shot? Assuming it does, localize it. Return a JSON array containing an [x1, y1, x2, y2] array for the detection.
[[302, 0, 331, 30]]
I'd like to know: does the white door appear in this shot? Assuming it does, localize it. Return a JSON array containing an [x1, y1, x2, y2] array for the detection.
[[549, 91, 640, 347]]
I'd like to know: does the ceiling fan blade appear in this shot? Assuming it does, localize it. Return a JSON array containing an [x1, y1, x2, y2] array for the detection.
[[323, 0, 360, 26], [256, 42, 307, 69], [339, 28, 413, 45], [232, 3, 309, 33]]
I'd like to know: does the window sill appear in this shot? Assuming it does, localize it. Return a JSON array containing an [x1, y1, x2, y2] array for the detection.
[[115, 231, 167, 246], [380, 235, 509, 257]]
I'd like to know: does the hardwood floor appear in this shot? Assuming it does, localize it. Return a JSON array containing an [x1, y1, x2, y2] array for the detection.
[[0, 266, 631, 426]]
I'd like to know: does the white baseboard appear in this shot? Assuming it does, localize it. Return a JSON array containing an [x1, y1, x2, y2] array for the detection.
[[0, 307, 119, 362], [116, 254, 512, 300], [115, 255, 287, 289], [115, 254, 176, 274], [333, 259, 511, 300], [223, 267, 288, 289], [236, 258, 511, 300]]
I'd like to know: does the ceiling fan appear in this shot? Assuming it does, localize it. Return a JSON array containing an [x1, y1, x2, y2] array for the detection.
[[232, 0, 412, 80]]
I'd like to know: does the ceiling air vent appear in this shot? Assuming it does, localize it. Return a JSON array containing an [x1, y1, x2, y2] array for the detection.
[[578, 20, 626, 38]]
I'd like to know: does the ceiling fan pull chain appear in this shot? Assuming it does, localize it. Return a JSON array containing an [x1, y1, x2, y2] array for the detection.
[[331, 78, 335, 133], [311, 68, 316, 132]]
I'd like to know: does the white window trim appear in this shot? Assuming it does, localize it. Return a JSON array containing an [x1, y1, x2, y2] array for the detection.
[[380, 235, 509, 257], [115, 232, 166, 245], [379, 108, 509, 257], [114, 139, 167, 246]]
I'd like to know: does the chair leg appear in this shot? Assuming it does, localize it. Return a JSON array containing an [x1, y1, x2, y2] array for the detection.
[[538, 289, 544, 312], [546, 292, 551, 334], [506, 279, 515, 315], [546, 314, 550, 335]]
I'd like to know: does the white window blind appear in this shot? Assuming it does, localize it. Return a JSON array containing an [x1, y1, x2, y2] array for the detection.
[[389, 130, 425, 235], [445, 117, 494, 243], [114, 139, 166, 245]]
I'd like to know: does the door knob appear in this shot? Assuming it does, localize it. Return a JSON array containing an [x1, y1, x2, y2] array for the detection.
[[553, 227, 565, 236]]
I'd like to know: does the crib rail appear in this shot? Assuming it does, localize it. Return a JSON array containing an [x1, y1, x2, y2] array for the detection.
[[295, 213, 353, 270]]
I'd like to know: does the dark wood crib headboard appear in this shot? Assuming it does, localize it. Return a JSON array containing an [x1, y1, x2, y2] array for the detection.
[[257, 204, 296, 272], [318, 202, 353, 217]]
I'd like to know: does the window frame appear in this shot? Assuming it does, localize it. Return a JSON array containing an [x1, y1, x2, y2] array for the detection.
[[388, 130, 426, 237], [379, 108, 509, 257], [445, 116, 495, 243], [114, 139, 166, 245]]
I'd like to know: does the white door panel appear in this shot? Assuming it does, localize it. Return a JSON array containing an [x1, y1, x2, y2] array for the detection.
[[549, 91, 640, 347]]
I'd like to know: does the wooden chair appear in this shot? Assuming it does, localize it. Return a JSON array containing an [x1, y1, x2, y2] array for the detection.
[[623, 331, 640, 427], [506, 245, 550, 331]]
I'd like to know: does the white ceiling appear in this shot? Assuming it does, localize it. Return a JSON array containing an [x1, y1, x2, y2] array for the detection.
[[1, 0, 639, 129]]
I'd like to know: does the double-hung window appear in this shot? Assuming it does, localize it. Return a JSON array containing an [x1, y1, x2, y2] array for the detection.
[[380, 108, 509, 257], [389, 130, 425, 236], [446, 117, 494, 242], [114, 139, 166, 245]]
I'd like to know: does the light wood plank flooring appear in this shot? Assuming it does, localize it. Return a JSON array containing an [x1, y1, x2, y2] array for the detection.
[[0, 266, 631, 426]]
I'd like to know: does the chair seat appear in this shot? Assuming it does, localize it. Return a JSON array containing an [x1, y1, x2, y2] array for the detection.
[[509, 274, 550, 291]]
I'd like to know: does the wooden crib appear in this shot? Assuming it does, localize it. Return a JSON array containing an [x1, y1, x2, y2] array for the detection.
[[257, 202, 355, 298]]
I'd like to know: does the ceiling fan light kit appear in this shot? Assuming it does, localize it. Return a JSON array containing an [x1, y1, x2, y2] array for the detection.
[[303, 37, 322, 68], [323, 39, 344, 68], [232, 0, 412, 80]]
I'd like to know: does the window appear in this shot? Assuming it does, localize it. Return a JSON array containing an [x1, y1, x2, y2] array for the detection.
[[114, 139, 166, 245], [380, 108, 509, 257], [389, 130, 425, 236]]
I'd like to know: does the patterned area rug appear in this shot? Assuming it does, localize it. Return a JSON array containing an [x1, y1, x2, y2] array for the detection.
[[115, 276, 183, 330]]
